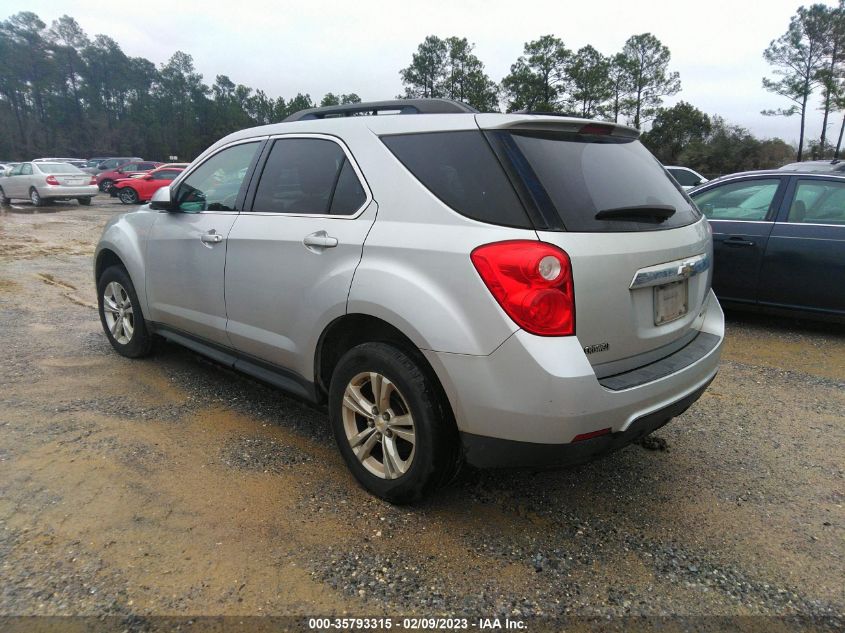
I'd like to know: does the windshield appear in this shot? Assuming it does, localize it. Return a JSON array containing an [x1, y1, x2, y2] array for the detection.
[[494, 130, 700, 232], [37, 163, 85, 174]]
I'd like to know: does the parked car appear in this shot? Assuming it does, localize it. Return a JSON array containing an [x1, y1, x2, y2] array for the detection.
[[0, 161, 98, 206], [689, 170, 845, 321], [113, 165, 188, 204], [665, 165, 708, 190], [96, 160, 161, 192], [85, 156, 144, 177], [33, 157, 85, 164], [779, 159, 845, 173], [94, 99, 724, 502]]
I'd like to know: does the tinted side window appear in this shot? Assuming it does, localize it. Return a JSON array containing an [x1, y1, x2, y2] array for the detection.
[[381, 131, 530, 228], [153, 170, 180, 181], [692, 179, 781, 221], [175, 142, 259, 212], [789, 179, 845, 224], [21, 164, 32, 175], [330, 159, 366, 215], [252, 138, 365, 215]]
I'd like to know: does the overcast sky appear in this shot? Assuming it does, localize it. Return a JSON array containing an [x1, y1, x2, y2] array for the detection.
[[14, 0, 841, 144]]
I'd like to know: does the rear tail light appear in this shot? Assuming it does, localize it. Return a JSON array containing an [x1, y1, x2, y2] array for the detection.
[[89, 177, 97, 185], [471, 240, 575, 336], [45, 175, 59, 185]]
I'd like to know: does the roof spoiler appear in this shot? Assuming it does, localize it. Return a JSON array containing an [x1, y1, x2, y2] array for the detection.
[[284, 98, 478, 122], [476, 113, 640, 139]]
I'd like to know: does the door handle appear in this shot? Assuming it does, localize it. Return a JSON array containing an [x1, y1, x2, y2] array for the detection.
[[303, 231, 338, 250], [724, 236, 755, 247], [201, 231, 224, 244]]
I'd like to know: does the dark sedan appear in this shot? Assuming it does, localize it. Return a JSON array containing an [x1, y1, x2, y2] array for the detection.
[[689, 170, 845, 322]]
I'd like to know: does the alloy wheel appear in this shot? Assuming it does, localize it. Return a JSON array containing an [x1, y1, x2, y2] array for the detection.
[[341, 372, 416, 480], [102, 281, 135, 345]]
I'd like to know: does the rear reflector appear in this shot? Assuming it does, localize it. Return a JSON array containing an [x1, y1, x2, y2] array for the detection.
[[572, 427, 612, 442]]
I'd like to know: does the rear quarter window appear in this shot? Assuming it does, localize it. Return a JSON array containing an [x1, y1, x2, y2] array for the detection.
[[381, 131, 531, 228]]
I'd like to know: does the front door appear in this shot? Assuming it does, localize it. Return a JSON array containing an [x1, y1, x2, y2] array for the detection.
[[693, 177, 784, 305], [224, 136, 376, 379], [144, 140, 262, 345]]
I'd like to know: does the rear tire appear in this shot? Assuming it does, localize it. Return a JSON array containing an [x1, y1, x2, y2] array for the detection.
[[97, 265, 153, 358], [78, 197, 92, 206], [328, 342, 460, 504], [118, 188, 139, 204], [29, 188, 44, 207], [0, 186, 9, 205]]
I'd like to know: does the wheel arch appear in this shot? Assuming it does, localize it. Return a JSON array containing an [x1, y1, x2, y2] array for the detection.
[[315, 313, 457, 428]]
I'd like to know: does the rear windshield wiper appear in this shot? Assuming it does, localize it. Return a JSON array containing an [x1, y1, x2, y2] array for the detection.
[[594, 205, 676, 223]]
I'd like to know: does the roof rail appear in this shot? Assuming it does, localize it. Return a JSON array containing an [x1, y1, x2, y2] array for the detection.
[[283, 98, 478, 122]]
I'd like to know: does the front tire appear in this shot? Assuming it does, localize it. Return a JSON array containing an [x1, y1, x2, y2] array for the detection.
[[97, 265, 153, 358], [0, 186, 9, 205], [99, 178, 113, 192], [328, 342, 460, 504], [118, 188, 139, 204]]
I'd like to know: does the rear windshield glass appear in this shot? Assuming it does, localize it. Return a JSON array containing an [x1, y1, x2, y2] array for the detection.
[[38, 163, 84, 174], [381, 131, 531, 228], [500, 130, 700, 232]]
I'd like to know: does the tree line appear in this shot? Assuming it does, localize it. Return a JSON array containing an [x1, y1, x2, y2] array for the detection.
[[0, 10, 797, 177], [763, 0, 845, 160]]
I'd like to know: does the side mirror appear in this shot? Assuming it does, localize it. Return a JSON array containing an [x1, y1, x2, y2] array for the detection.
[[150, 186, 176, 211]]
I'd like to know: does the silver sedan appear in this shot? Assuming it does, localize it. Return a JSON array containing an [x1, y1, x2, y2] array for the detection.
[[0, 162, 99, 206]]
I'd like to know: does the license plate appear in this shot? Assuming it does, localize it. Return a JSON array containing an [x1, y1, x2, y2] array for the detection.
[[654, 280, 688, 325], [65, 179, 84, 185]]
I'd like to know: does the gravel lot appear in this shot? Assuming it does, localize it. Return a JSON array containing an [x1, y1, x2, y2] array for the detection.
[[0, 199, 842, 630]]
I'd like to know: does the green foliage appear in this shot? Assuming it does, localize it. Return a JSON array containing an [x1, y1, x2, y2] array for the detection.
[[640, 102, 712, 164], [677, 117, 795, 177], [566, 45, 612, 118], [501, 35, 570, 112], [762, 3, 832, 160], [619, 33, 681, 129], [0, 12, 359, 160], [399, 35, 499, 111]]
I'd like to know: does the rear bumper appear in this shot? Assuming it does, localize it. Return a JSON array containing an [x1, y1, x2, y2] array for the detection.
[[43, 185, 98, 198], [424, 290, 724, 465], [461, 376, 713, 468]]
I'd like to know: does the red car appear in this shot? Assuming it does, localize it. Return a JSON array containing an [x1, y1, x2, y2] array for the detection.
[[113, 164, 187, 204], [96, 160, 161, 192]]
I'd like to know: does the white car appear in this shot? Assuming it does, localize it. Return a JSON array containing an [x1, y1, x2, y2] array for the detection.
[[0, 162, 98, 206], [666, 165, 708, 190]]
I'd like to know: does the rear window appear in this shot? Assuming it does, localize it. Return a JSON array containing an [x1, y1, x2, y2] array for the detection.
[[381, 131, 531, 228], [499, 130, 700, 232], [37, 163, 84, 174]]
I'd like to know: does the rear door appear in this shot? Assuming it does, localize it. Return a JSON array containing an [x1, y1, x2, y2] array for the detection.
[[758, 176, 845, 315], [690, 176, 784, 304], [4, 163, 25, 197], [224, 135, 376, 377]]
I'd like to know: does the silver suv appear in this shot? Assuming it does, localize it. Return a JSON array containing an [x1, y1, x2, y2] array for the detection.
[[95, 99, 724, 503]]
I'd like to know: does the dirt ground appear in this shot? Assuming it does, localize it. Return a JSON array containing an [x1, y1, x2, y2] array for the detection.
[[0, 199, 842, 631]]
